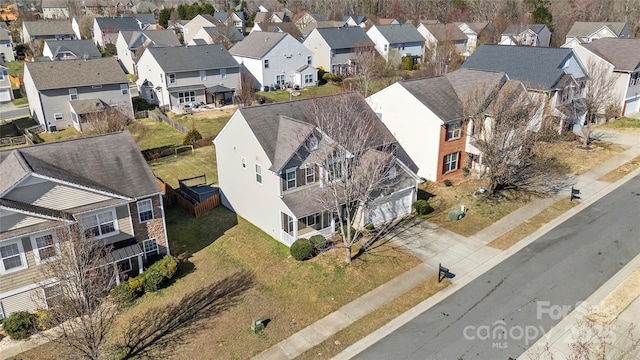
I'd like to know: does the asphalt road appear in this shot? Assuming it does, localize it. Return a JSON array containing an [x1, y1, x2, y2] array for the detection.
[[0, 106, 29, 121], [354, 174, 640, 360]]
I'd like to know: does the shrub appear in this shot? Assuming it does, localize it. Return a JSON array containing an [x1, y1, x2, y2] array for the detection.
[[34, 309, 55, 331], [309, 235, 328, 253], [322, 72, 332, 82], [183, 129, 203, 145], [132, 96, 156, 111], [290, 238, 313, 261], [111, 281, 139, 308], [443, 179, 453, 187], [462, 167, 470, 177], [3, 311, 34, 340], [143, 269, 164, 293], [364, 223, 375, 231], [128, 275, 145, 294], [413, 199, 433, 215], [331, 75, 342, 83], [148, 255, 179, 280]]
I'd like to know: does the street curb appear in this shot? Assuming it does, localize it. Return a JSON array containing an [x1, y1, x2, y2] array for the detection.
[[334, 167, 640, 360]]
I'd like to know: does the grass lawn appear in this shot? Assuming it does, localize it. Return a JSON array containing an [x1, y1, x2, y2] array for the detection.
[[5, 60, 24, 78], [297, 275, 451, 359], [598, 155, 640, 182], [487, 197, 578, 250], [596, 117, 640, 134], [37, 127, 80, 143], [168, 107, 235, 138], [258, 83, 344, 102], [11, 97, 28, 106], [421, 178, 533, 237], [126, 118, 184, 150], [533, 139, 627, 175], [149, 146, 217, 188]]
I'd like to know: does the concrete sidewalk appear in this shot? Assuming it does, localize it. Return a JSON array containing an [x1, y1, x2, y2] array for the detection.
[[254, 131, 640, 360]]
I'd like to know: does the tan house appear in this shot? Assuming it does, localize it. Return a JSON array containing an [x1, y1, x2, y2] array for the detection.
[[0, 132, 170, 319]]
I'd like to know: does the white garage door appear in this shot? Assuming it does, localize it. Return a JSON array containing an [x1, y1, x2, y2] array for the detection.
[[624, 97, 640, 115], [366, 187, 414, 226], [0, 89, 11, 103]]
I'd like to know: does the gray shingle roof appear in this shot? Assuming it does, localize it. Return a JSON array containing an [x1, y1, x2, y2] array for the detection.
[[503, 24, 548, 35], [229, 31, 287, 59], [44, 39, 101, 59], [461, 45, 575, 90], [0, 131, 160, 199], [147, 44, 239, 72], [0, 30, 11, 41], [236, 93, 395, 171], [372, 24, 424, 44], [254, 22, 303, 41], [197, 26, 244, 43], [582, 38, 640, 71], [23, 21, 75, 37], [313, 26, 374, 50], [69, 98, 106, 114], [567, 22, 627, 37], [120, 29, 180, 48], [95, 17, 140, 32], [424, 23, 468, 42], [25, 57, 128, 90]]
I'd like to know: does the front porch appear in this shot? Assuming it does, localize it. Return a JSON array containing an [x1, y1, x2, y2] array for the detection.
[[107, 238, 145, 285], [280, 211, 335, 246]]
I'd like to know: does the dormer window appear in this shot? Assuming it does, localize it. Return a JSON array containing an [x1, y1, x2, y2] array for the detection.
[[308, 134, 318, 150]]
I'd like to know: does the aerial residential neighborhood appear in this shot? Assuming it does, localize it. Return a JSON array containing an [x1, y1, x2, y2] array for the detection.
[[0, 0, 640, 359]]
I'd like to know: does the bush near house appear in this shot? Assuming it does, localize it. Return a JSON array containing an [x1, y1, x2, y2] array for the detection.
[[290, 238, 313, 261], [309, 234, 328, 253], [3, 311, 35, 340], [111, 255, 179, 307], [413, 199, 433, 215]]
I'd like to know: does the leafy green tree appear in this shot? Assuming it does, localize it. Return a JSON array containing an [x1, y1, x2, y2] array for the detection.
[[200, 2, 214, 15], [100, 43, 116, 57], [187, 2, 201, 19], [177, 4, 188, 19], [158, 8, 171, 28]]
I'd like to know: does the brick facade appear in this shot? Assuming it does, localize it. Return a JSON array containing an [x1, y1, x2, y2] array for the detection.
[[436, 122, 468, 182], [129, 194, 169, 256]]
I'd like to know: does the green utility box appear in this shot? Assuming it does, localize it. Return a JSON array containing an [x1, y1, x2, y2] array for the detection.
[[251, 318, 265, 333], [448, 209, 465, 221]]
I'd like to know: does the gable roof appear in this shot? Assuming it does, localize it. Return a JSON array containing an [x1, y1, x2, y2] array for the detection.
[[343, 15, 367, 24], [236, 93, 395, 171], [461, 45, 576, 90], [120, 29, 181, 48], [313, 26, 374, 49], [44, 39, 101, 59], [23, 21, 75, 36], [399, 69, 506, 121], [0, 132, 159, 199], [372, 24, 424, 44], [581, 38, 640, 72], [25, 57, 128, 90], [464, 22, 491, 34], [567, 22, 627, 37], [95, 17, 140, 32], [0, 29, 13, 41], [196, 26, 245, 43], [503, 24, 548, 35], [254, 22, 303, 40], [424, 23, 468, 41], [229, 31, 287, 59], [146, 44, 239, 72]]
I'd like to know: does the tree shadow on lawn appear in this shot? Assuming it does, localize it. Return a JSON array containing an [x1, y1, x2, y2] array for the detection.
[[353, 217, 425, 263], [115, 270, 254, 359]]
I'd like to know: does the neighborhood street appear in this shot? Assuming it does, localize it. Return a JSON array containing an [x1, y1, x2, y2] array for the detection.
[[353, 174, 640, 360]]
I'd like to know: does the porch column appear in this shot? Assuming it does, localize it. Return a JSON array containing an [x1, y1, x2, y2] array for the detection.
[[138, 255, 144, 274], [114, 263, 120, 285], [293, 217, 298, 241]]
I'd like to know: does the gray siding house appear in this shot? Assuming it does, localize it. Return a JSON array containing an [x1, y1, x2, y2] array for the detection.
[[0, 26, 15, 62], [303, 26, 375, 76], [42, 39, 101, 60], [21, 21, 76, 47], [136, 44, 240, 109], [116, 30, 181, 75], [0, 132, 170, 319], [23, 58, 133, 132]]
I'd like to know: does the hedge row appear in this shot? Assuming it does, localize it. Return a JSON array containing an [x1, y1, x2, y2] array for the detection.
[[111, 255, 179, 307]]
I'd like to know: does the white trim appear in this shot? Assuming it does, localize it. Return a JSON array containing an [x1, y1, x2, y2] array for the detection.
[[81, 208, 119, 240], [137, 198, 154, 223], [0, 204, 73, 222], [143, 238, 159, 258], [0, 239, 28, 275], [0, 277, 58, 300], [285, 167, 297, 189], [158, 194, 170, 256], [29, 231, 61, 265]]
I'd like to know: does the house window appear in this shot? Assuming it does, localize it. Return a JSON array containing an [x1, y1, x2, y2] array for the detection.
[[307, 55, 312, 65], [54, 113, 63, 121], [630, 73, 639, 86], [444, 152, 459, 173], [178, 91, 196, 103], [306, 165, 315, 183], [304, 74, 313, 84], [220, 68, 226, 79], [120, 84, 128, 95], [168, 73, 175, 84], [69, 88, 78, 100], [446, 121, 462, 140], [255, 164, 262, 183], [264, 59, 269, 69], [117, 259, 132, 273], [388, 165, 397, 179], [137, 199, 154, 223], [308, 135, 318, 150], [0, 71, 4, 81], [241, 157, 246, 169], [327, 160, 343, 181], [276, 74, 285, 85], [286, 168, 297, 189], [143, 238, 159, 258], [149, 92, 154, 100], [82, 210, 117, 239], [44, 284, 63, 308], [200, 70, 206, 81], [304, 213, 320, 226], [0, 240, 27, 274], [31, 233, 59, 264], [384, 44, 388, 51]]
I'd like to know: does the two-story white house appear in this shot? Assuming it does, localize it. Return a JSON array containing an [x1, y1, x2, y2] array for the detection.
[[573, 38, 640, 116], [116, 30, 181, 75], [182, 14, 221, 44], [230, 32, 316, 90], [136, 44, 240, 109], [303, 26, 375, 76], [563, 22, 629, 48], [23, 58, 134, 132], [499, 24, 551, 47], [214, 93, 421, 247], [0, 131, 170, 319], [366, 24, 425, 66]]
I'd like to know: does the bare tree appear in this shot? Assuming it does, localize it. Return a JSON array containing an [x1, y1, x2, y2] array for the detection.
[[307, 93, 398, 263], [35, 223, 120, 360], [350, 43, 383, 98], [234, 72, 256, 107], [462, 80, 569, 194], [577, 58, 621, 148], [82, 107, 133, 135], [79, 16, 95, 40]]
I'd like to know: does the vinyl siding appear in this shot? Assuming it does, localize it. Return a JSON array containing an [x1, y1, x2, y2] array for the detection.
[[0, 288, 41, 317], [0, 237, 42, 293], [5, 180, 114, 210]]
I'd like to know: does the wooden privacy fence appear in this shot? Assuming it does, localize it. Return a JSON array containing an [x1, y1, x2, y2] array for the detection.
[[148, 108, 190, 134], [156, 177, 220, 218]]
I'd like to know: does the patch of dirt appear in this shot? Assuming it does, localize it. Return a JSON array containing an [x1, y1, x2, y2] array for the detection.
[[586, 267, 640, 325]]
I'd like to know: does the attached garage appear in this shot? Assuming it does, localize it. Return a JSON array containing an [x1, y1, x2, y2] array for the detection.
[[624, 96, 640, 115], [365, 187, 415, 226], [0, 88, 11, 103]]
